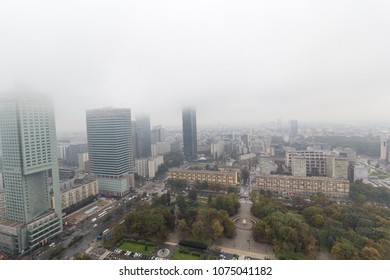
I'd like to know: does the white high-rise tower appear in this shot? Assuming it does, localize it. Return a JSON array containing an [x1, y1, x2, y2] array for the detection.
[[0, 94, 62, 255]]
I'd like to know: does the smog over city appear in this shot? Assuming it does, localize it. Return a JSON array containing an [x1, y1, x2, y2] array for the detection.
[[1, 1, 390, 133]]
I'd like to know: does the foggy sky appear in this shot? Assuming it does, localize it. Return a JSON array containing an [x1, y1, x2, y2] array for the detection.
[[1, 1, 390, 133]]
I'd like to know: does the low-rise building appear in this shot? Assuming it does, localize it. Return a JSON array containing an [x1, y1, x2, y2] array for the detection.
[[254, 175, 349, 199], [169, 168, 238, 186], [60, 177, 99, 210], [151, 142, 171, 156], [135, 156, 164, 178]]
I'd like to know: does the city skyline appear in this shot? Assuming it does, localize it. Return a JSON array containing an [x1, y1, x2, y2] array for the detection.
[[1, 1, 390, 133]]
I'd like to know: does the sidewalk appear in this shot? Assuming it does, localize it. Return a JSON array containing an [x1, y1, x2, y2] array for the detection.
[[214, 245, 274, 260]]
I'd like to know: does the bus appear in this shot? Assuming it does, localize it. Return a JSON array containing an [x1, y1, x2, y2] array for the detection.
[[91, 218, 97, 223], [98, 211, 107, 219], [102, 229, 110, 235]]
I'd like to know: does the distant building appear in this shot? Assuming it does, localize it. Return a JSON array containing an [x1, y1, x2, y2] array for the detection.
[[327, 155, 348, 179], [254, 175, 349, 199], [0, 95, 62, 255], [151, 125, 165, 144], [289, 120, 298, 144], [135, 114, 152, 158], [333, 148, 357, 162], [291, 156, 306, 177], [65, 143, 88, 166], [258, 155, 276, 175], [57, 144, 69, 160], [78, 152, 89, 172], [182, 107, 197, 160], [211, 141, 225, 160], [59, 168, 75, 181], [169, 169, 238, 186], [285, 150, 331, 176], [135, 156, 164, 178], [353, 164, 369, 182], [131, 121, 138, 159], [380, 135, 388, 162], [151, 142, 171, 156], [86, 108, 134, 197]]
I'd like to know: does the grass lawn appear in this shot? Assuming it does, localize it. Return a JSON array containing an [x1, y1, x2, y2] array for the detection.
[[170, 250, 204, 260], [117, 241, 156, 255], [370, 169, 390, 179]]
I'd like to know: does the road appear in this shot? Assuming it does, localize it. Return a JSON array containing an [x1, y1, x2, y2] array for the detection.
[[44, 181, 168, 259]]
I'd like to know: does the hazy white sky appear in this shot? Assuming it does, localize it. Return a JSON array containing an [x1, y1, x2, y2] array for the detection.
[[1, 0, 390, 132]]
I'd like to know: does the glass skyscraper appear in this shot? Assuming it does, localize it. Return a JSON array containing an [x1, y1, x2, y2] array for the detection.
[[135, 113, 152, 158], [0, 94, 62, 255], [86, 108, 134, 197], [182, 107, 197, 160]]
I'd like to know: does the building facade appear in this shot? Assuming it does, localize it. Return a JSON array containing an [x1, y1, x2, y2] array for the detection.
[[254, 175, 349, 199], [86, 108, 134, 197], [291, 156, 307, 177], [169, 169, 238, 186], [286, 150, 332, 176], [380, 135, 388, 162], [0, 95, 62, 255], [0, 192, 6, 222], [135, 114, 152, 158], [151, 142, 171, 156], [182, 107, 197, 160], [258, 155, 276, 175], [135, 156, 164, 178], [326, 156, 348, 179], [60, 179, 98, 210], [151, 125, 165, 144]]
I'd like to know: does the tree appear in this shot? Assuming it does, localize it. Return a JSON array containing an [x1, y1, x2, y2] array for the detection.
[[176, 195, 187, 213], [73, 253, 92, 260], [330, 239, 359, 260], [188, 189, 198, 202], [178, 218, 188, 231], [211, 219, 224, 241], [360, 246, 382, 260], [303, 206, 326, 228], [241, 167, 250, 185]]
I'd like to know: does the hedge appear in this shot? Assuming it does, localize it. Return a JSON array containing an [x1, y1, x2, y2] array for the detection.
[[178, 240, 207, 250]]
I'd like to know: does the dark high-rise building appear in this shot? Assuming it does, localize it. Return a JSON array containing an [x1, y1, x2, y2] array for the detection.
[[182, 107, 197, 160], [86, 108, 134, 197], [135, 114, 151, 158], [289, 120, 299, 144], [151, 125, 165, 144]]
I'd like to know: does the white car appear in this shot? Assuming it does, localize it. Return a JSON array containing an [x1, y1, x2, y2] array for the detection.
[[93, 224, 97, 228]]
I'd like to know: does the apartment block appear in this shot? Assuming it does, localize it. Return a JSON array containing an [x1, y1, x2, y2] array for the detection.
[[254, 175, 349, 198], [169, 169, 238, 186], [135, 156, 164, 178], [60, 179, 98, 210]]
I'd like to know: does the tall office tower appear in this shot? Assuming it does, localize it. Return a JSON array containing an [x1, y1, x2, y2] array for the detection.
[[289, 120, 298, 144], [131, 121, 138, 159], [86, 108, 134, 197], [0, 95, 62, 255], [182, 107, 197, 160], [135, 114, 151, 158], [65, 143, 88, 166], [380, 135, 388, 162], [151, 125, 165, 144]]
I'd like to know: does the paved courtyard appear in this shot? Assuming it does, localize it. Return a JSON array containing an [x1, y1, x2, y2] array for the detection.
[[213, 198, 275, 259]]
